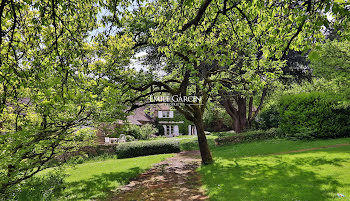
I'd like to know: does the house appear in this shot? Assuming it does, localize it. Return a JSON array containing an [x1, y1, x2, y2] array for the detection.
[[156, 105, 182, 137], [151, 104, 197, 137], [96, 103, 197, 144]]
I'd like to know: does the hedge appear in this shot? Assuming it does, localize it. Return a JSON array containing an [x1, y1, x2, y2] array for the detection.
[[215, 128, 283, 146], [279, 92, 350, 139], [115, 140, 180, 158]]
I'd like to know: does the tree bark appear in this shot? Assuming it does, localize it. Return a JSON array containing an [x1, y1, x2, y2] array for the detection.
[[195, 118, 213, 164], [232, 114, 246, 133], [176, 103, 213, 165], [222, 96, 248, 133], [221, 88, 267, 133]]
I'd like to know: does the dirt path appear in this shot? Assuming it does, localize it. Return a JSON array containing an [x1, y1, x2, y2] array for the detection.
[[106, 151, 208, 201], [272, 143, 350, 155]]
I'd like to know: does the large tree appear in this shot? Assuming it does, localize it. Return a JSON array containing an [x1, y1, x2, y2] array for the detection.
[[99, 0, 347, 163], [0, 0, 129, 195], [208, 0, 349, 133], [308, 39, 350, 102]]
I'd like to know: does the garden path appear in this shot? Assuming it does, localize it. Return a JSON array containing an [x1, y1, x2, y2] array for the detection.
[[106, 151, 208, 201]]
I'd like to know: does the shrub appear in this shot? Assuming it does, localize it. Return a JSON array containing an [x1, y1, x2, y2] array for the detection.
[[279, 92, 350, 139], [3, 171, 65, 201], [139, 124, 158, 140], [254, 104, 280, 130], [116, 141, 180, 158], [125, 135, 135, 142], [215, 128, 283, 146], [180, 137, 217, 151], [125, 124, 158, 140]]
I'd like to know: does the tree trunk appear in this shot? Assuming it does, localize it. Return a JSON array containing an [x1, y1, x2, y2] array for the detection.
[[222, 96, 248, 133], [234, 97, 247, 133], [232, 116, 246, 133], [174, 103, 213, 165], [195, 118, 213, 165]]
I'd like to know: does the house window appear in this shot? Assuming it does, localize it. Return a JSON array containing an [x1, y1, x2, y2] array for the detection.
[[166, 125, 173, 135], [162, 111, 170, 118], [164, 125, 179, 136], [158, 110, 174, 118]]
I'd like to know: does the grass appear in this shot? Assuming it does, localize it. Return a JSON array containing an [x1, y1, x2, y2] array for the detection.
[[199, 138, 350, 201], [37, 153, 173, 201]]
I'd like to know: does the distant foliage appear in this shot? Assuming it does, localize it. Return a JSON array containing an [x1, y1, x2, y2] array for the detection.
[[308, 40, 350, 106], [279, 92, 350, 139], [254, 104, 280, 130], [215, 128, 283, 146], [116, 141, 180, 158], [203, 106, 232, 132], [309, 40, 350, 81]]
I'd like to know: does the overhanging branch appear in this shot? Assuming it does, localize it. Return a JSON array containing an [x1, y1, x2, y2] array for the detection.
[[181, 0, 213, 32]]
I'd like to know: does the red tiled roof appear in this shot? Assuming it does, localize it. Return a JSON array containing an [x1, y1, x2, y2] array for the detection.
[[116, 105, 153, 125], [116, 104, 172, 125]]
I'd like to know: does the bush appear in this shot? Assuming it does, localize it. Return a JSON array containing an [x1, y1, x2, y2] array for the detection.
[[279, 92, 350, 139], [215, 128, 283, 146], [125, 135, 135, 142], [180, 137, 217, 151], [254, 104, 280, 130], [116, 140, 180, 158], [125, 124, 158, 140], [2, 171, 65, 201]]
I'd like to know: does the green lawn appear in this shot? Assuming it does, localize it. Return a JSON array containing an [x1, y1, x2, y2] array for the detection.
[[199, 138, 350, 201], [51, 154, 173, 200]]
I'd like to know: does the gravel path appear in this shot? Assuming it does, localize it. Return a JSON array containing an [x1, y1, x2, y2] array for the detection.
[[106, 151, 208, 201]]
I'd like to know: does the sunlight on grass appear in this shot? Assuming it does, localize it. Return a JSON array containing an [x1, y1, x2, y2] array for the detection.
[[57, 154, 173, 200], [199, 138, 350, 201]]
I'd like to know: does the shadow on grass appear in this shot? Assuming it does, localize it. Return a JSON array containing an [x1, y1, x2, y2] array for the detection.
[[292, 157, 348, 167], [200, 160, 340, 201], [62, 167, 143, 201]]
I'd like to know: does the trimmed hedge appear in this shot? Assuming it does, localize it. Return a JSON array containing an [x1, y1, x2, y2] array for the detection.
[[279, 92, 350, 139], [215, 128, 283, 146], [116, 140, 180, 158]]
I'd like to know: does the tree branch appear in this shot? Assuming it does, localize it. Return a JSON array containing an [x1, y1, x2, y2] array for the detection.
[[250, 87, 267, 121], [281, 0, 312, 58], [181, 0, 213, 32], [247, 96, 253, 120]]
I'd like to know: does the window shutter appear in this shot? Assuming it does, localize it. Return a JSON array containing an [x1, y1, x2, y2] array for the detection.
[[174, 125, 179, 135], [169, 111, 174, 118], [163, 125, 167, 135], [158, 111, 163, 118], [105, 137, 110, 143]]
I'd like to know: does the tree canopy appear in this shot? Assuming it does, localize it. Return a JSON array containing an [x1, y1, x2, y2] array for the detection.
[[0, 0, 130, 194], [99, 0, 350, 163]]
